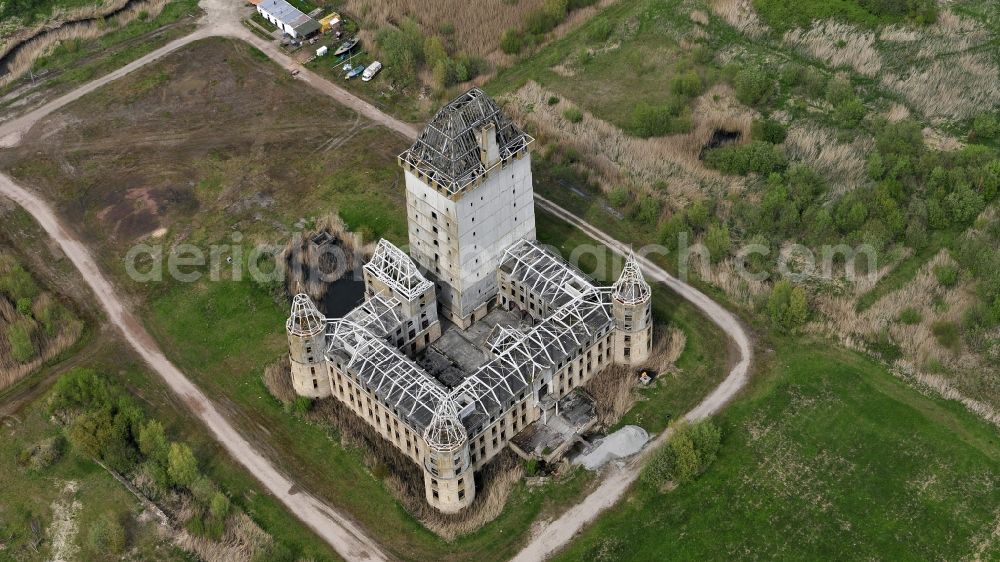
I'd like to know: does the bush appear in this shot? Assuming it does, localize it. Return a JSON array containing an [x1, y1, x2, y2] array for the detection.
[[834, 98, 867, 129], [20, 435, 65, 471], [500, 29, 525, 55], [547, 95, 560, 106], [627, 102, 690, 137], [7, 320, 36, 363], [642, 420, 721, 487], [587, 19, 613, 42], [931, 321, 960, 351], [705, 223, 732, 263], [733, 67, 771, 105], [609, 187, 630, 208], [768, 280, 808, 332], [168, 442, 199, 488], [705, 141, 787, 175], [751, 118, 787, 144], [563, 107, 583, 123], [898, 308, 922, 325], [87, 513, 126, 557], [634, 196, 662, 224], [210, 492, 231, 519], [971, 114, 999, 141], [933, 264, 959, 287], [524, 458, 539, 476], [671, 70, 703, 98], [138, 419, 169, 464], [290, 396, 313, 414]]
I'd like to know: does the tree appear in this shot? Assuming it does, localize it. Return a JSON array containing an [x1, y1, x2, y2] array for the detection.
[[210, 492, 231, 520], [768, 280, 809, 331], [87, 512, 126, 557], [705, 223, 732, 263], [167, 442, 199, 488], [138, 420, 169, 464], [734, 67, 771, 105], [667, 431, 700, 483]]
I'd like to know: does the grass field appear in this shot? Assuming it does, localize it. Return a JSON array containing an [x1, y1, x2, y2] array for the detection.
[[554, 341, 1000, 560]]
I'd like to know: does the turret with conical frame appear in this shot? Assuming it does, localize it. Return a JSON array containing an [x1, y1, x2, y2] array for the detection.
[[422, 399, 475, 512], [286, 293, 330, 398], [611, 252, 653, 366]]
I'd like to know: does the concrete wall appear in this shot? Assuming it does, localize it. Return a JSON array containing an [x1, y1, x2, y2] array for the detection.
[[288, 329, 330, 398], [405, 148, 535, 327]]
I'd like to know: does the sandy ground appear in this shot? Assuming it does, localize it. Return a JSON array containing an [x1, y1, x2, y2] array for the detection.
[[0, 0, 754, 559], [574, 425, 649, 470]]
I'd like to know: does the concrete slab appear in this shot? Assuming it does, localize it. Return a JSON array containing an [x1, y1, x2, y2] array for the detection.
[[573, 425, 649, 470]]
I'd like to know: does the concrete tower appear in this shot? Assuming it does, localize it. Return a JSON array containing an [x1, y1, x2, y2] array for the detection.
[[422, 400, 475, 512], [286, 293, 330, 398], [612, 252, 653, 366], [399, 88, 536, 328]]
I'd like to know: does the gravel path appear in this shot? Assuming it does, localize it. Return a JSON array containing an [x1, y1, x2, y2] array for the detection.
[[0, 2, 754, 560]]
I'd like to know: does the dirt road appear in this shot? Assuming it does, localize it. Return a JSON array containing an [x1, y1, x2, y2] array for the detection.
[[510, 196, 754, 562], [0, 173, 390, 561]]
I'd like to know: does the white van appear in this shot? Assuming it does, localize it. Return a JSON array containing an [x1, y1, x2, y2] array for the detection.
[[361, 61, 382, 82]]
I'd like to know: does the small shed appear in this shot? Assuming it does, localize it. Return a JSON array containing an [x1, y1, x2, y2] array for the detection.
[[319, 12, 341, 32]]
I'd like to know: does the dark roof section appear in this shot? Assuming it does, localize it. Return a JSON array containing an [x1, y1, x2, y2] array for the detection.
[[399, 88, 533, 197]]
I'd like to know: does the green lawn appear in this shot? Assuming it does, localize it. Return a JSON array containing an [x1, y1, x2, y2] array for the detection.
[[555, 341, 1000, 560]]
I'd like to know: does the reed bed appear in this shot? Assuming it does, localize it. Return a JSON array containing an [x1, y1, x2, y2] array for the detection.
[[710, 0, 768, 39], [0, 294, 83, 392], [0, 0, 172, 87], [784, 21, 883, 77], [881, 52, 1000, 120], [0, 0, 130, 57], [505, 82, 746, 205], [262, 356, 295, 406], [281, 213, 370, 301], [174, 512, 273, 562], [783, 123, 872, 195]]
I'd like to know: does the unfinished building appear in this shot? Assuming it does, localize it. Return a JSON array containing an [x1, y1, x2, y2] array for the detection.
[[286, 88, 653, 513]]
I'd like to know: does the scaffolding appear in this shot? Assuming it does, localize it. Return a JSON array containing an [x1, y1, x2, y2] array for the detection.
[[398, 88, 533, 197], [364, 239, 433, 301], [342, 293, 402, 338], [286, 293, 325, 337], [424, 398, 468, 453], [612, 251, 651, 305]]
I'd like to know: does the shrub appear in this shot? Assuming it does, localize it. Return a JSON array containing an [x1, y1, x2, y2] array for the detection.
[[642, 420, 721, 487], [751, 118, 787, 144], [898, 308, 922, 325], [547, 95, 560, 106], [934, 264, 959, 287], [563, 107, 583, 123], [0, 261, 39, 302], [834, 98, 867, 129], [290, 396, 313, 414], [733, 67, 771, 105], [138, 419, 169, 464], [7, 320, 36, 363], [210, 492, 230, 519], [524, 458, 539, 476], [768, 280, 808, 331], [20, 435, 65, 471], [500, 29, 525, 55], [671, 70, 703, 98], [932, 320, 960, 351], [634, 196, 662, 224], [705, 223, 732, 263], [687, 200, 710, 231], [608, 187, 630, 209], [587, 19, 613, 42], [971, 114, 999, 141], [627, 102, 690, 137], [705, 141, 787, 175], [87, 513, 126, 556], [167, 442, 199, 488]]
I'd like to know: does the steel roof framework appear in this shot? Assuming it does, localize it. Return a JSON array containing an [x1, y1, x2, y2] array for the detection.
[[364, 239, 433, 301]]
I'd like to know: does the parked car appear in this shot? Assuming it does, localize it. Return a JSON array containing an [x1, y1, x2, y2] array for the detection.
[[361, 61, 382, 82]]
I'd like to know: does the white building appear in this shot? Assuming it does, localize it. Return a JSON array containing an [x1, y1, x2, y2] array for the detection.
[[286, 88, 653, 513], [256, 0, 319, 38]]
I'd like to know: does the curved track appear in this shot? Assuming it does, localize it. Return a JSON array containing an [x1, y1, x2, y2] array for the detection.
[[0, 2, 753, 560]]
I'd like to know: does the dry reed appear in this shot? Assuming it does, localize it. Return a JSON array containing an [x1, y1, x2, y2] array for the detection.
[[0, 0, 172, 87], [504, 82, 747, 206], [881, 52, 1000, 120], [784, 21, 883, 77], [0, 0, 130, 56], [783, 123, 872, 194], [583, 364, 635, 428], [0, 293, 83, 392], [262, 356, 295, 405], [710, 0, 768, 39], [282, 213, 369, 301], [174, 512, 273, 562]]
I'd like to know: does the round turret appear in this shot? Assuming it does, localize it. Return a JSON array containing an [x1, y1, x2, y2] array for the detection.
[[286, 294, 331, 398], [422, 400, 475, 512], [612, 253, 653, 366]]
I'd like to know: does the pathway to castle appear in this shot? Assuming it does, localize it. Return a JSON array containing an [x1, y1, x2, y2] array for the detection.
[[0, 0, 753, 559]]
